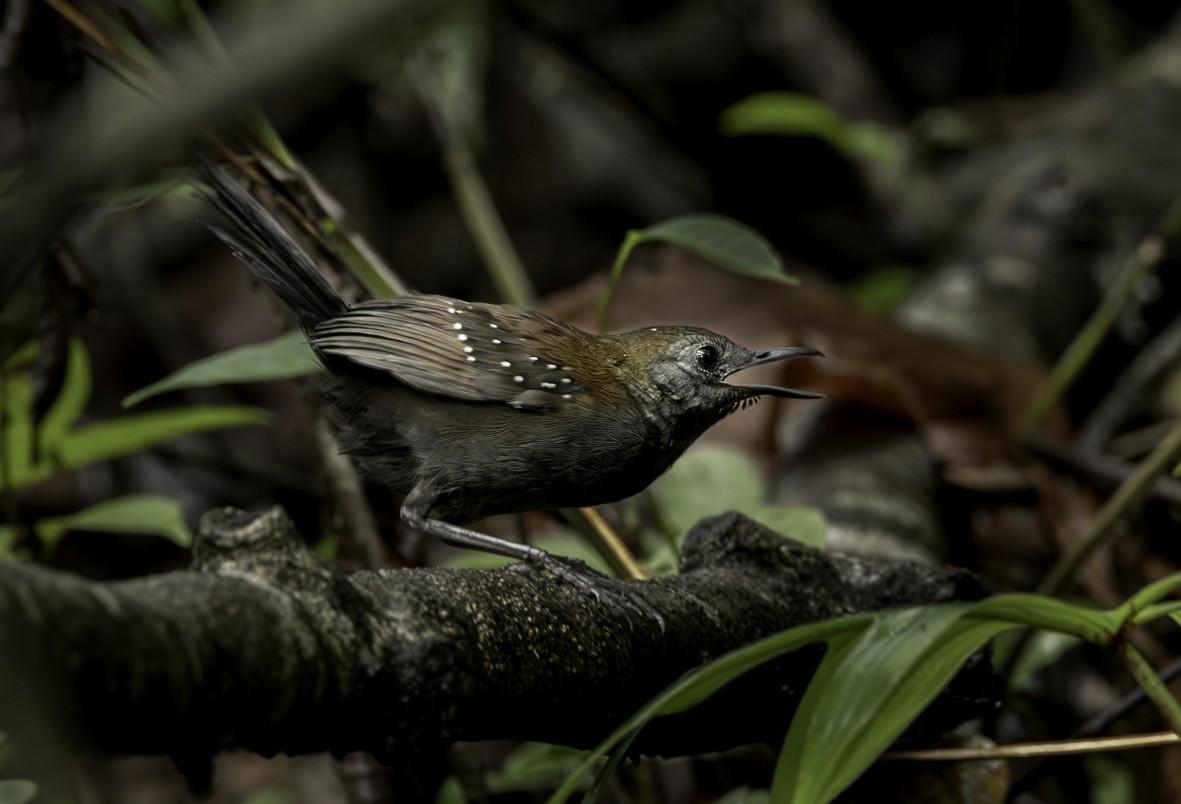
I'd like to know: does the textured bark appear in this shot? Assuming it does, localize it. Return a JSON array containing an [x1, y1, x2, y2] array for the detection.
[[0, 506, 990, 779]]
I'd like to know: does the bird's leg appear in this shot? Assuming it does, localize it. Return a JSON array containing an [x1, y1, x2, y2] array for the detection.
[[400, 490, 664, 628]]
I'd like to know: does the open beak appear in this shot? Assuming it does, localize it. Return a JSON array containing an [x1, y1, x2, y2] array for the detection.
[[725, 347, 824, 399]]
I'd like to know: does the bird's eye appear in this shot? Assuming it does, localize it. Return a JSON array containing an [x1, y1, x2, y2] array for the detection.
[[695, 345, 719, 370]]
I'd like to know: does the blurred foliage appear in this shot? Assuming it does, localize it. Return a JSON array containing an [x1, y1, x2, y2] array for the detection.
[[1, 337, 265, 556], [720, 92, 902, 169]]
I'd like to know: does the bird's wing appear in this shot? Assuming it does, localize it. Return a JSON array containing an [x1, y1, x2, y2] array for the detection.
[[311, 296, 587, 409]]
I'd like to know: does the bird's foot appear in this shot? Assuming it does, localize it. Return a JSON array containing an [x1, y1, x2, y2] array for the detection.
[[519, 552, 665, 631]]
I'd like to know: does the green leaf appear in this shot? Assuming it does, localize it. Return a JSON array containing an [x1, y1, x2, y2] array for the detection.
[[1116, 571, 1181, 624], [648, 446, 827, 550], [124, 330, 320, 408], [551, 590, 1126, 803], [56, 406, 271, 473], [547, 612, 875, 803], [37, 336, 91, 456], [719, 92, 900, 169], [743, 504, 827, 549], [650, 445, 765, 536], [772, 605, 1005, 803], [597, 216, 797, 331], [641, 215, 796, 285], [720, 92, 848, 141], [35, 494, 192, 551]]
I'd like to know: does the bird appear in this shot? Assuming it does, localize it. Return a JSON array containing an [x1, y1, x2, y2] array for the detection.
[[200, 161, 822, 618]]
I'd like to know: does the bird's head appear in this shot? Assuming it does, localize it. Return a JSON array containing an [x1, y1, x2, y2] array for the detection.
[[612, 326, 823, 424]]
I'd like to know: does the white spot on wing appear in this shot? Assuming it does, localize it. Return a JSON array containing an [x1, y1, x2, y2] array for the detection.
[[500, 361, 511, 367], [452, 323, 463, 330]]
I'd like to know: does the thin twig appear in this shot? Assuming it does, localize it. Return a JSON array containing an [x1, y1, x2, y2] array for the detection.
[[580, 507, 646, 581], [884, 731, 1179, 762], [1038, 417, 1181, 596]]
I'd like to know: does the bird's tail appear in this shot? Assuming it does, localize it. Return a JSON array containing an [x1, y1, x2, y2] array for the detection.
[[199, 158, 348, 327]]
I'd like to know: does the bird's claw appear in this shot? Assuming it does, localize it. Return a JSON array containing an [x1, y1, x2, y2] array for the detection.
[[525, 552, 665, 631]]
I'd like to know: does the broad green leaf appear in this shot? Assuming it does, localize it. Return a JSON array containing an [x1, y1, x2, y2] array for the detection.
[[37, 336, 91, 456], [124, 330, 319, 408], [649, 446, 827, 550], [35, 494, 191, 551], [744, 505, 826, 549], [597, 215, 797, 331], [55, 406, 270, 474], [650, 446, 765, 536], [641, 215, 796, 285]]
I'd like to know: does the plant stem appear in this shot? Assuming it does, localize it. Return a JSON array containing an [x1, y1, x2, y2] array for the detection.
[[1039, 417, 1181, 596], [1120, 640, 1181, 734], [440, 142, 536, 307]]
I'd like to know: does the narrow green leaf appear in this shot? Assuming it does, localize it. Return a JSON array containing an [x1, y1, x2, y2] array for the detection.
[[123, 331, 319, 408], [719, 92, 900, 169], [640, 215, 797, 285], [35, 494, 192, 551], [968, 593, 1118, 643], [0, 368, 35, 491], [547, 613, 875, 804], [720, 92, 848, 142], [37, 336, 91, 456], [774, 606, 1009, 803], [1132, 600, 1181, 627], [56, 406, 270, 471], [1116, 571, 1181, 624]]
